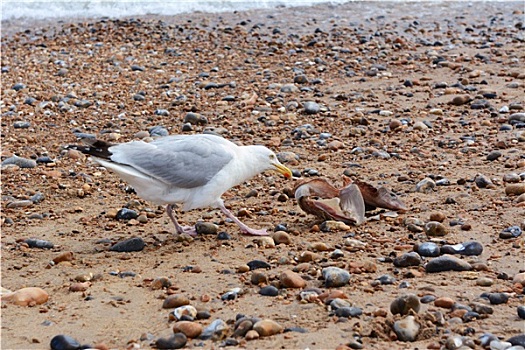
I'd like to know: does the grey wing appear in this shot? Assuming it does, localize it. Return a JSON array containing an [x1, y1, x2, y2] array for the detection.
[[109, 138, 233, 188]]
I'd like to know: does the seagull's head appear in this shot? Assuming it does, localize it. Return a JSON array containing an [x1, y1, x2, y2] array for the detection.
[[252, 146, 293, 179]]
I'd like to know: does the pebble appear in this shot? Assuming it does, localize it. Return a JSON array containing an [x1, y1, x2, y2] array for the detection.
[[25, 238, 54, 249], [393, 252, 422, 267], [393, 315, 420, 342], [487, 292, 509, 305], [250, 271, 268, 285], [259, 285, 279, 296], [253, 319, 283, 337], [476, 277, 494, 287], [115, 208, 139, 220], [513, 272, 525, 285], [233, 319, 253, 338], [183, 112, 208, 125], [13, 121, 31, 128], [279, 270, 306, 288], [271, 231, 292, 245], [109, 237, 145, 252], [376, 274, 396, 285], [303, 101, 321, 114], [200, 319, 229, 340], [440, 241, 483, 256], [245, 330, 259, 340], [171, 305, 197, 321], [390, 294, 420, 315], [149, 125, 169, 137], [195, 222, 218, 235], [505, 183, 525, 196], [322, 267, 351, 287], [155, 333, 187, 349], [415, 178, 436, 193], [486, 150, 502, 161], [335, 307, 362, 318], [415, 242, 441, 257], [6, 200, 33, 208], [217, 232, 231, 240], [163, 294, 190, 309], [50, 335, 81, 350], [173, 321, 203, 338], [424, 221, 448, 237], [474, 174, 495, 189], [247, 260, 271, 270], [507, 335, 525, 347], [499, 226, 522, 239], [254, 236, 275, 248], [470, 302, 493, 315], [1, 155, 37, 168], [434, 297, 455, 309], [425, 255, 472, 272]]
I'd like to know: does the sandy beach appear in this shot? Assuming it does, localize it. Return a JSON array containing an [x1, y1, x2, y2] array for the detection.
[[1, 1, 524, 349]]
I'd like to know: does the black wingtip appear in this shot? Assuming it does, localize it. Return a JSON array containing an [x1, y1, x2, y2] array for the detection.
[[66, 138, 114, 159]]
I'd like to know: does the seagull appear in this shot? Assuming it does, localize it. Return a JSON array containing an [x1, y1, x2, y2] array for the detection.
[[69, 134, 293, 236]]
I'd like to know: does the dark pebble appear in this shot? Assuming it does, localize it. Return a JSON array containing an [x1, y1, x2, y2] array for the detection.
[[109, 237, 145, 252], [259, 285, 279, 297], [416, 242, 440, 257], [440, 241, 483, 256], [184, 112, 208, 125], [74, 99, 92, 108], [303, 101, 321, 114], [487, 292, 509, 305], [155, 333, 187, 349], [284, 327, 308, 333], [470, 302, 493, 315], [195, 222, 217, 235], [24, 97, 36, 105], [393, 252, 422, 267], [116, 208, 138, 220], [335, 307, 363, 318], [36, 156, 53, 164], [376, 274, 396, 285], [425, 254, 472, 272], [25, 238, 54, 249], [12, 82, 26, 91], [486, 151, 502, 161], [420, 295, 436, 304], [50, 335, 81, 350], [217, 232, 231, 240], [31, 193, 45, 204], [220, 338, 239, 347], [390, 294, 421, 315], [131, 65, 145, 71], [13, 121, 31, 128], [462, 311, 480, 322], [247, 260, 271, 270], [499, 226, 522, 239], [508, 334, 525, 347], [518, 305, 525, 320], [221, 290, 239, 301], [274, 223, 287, 232], [196, 310, 211, 320], [1, 155, 37, 168], [149, 125, 169, 137], [133, 93, 145, 101], [154, 109, 170, 116]]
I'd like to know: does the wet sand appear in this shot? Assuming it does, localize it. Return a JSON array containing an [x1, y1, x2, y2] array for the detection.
[[1, 2, 524, 349]]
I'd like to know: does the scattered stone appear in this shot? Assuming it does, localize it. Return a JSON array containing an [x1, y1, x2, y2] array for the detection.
[[434, 297, 455, 309], [0, 287, 49, 306], [335, 307, 363, 318], [487, 292, 509, 305], [25, 238, 54, 249], [1, 155, 37, 168], [303, 101, 321, 114], [415, 178, 435, 193], [390, 294, 420, 315], [322, 267, 351, 287], [393, 252, 422, 267], [259, 285, 279, 296], [517, 305, 525, 320], [115, 208, 139, 220], [415, 242, 440, 257], [507, 334, 525, 347], [163, 294, 190, 309], [109, 237, 145, 252], [253, 319, 283, 337], [393, 315, 420, 342], [171, 305, 197, 321], [499, 226, 522, 239], [271, 231, 292, 245], [247, 260, 271, 270], [195, 222, 218, 235], [425, 255, 472, 272], [173, 321, 203, 339], [50, 335, 81, 350], [424, 221, 448, 237], [155, 333, 187, 349], [440, 241, 483, 256], [200, 319, 229, 340], [279, 270, 306, 288]]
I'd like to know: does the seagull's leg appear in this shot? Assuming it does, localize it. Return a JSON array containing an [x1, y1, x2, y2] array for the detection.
[[218, 203, 268, 236], [166, 204, 197, 237]]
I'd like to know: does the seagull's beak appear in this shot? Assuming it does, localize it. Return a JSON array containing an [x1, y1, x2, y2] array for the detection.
[[272, 162, 293, 179]]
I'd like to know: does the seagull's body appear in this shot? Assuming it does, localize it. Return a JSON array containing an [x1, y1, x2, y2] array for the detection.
[[71, 134, 292, 236]]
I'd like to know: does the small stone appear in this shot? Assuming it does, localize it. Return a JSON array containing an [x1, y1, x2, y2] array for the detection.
[[271, 231, 292, 245], [517, 305, 525, 320], [149, 125, 169, 137], [279, 270, 306, 288], [155, 333, 187, 349], [171, 305, 197, 321], [390, 294, 420, 315], [499, 226, 522, 239], [434, 297, 455, 309], [233, 319, 253, 338], [200, 319, 229, 340], [474, 174, 494, 189], [303, 101, 321, 114], [250, 271, 268, 285], [163, 294, 190, 309], [505, 183, 525, 196], [50, 335, 81, 350], [115, 208, 138, 220], [245, 330, 259, 340], [415, 242, 440, 257], [376, 274, 397, 285], [487, 292, 509, 305], [424, 221, 448, 237], [335, 307, 363, 318], [475, 278, 493, 287], [173, 321, 203, 339], [1, 287, 49, 306], [393, 315, 420, 342], [429, 212, 446, 222], [507, 334, 525, 347], [151, 277, 172, 290], [450, 95, 471, 106], [2, 155, 37, 168], [109, 237, 145, 252], [425, 255, 472, 272], [253, 319, 284, 337], [25, 238, 54, 249], [393, 252, 422, 267], [259, 285, 279, 296], [440, 241, 483, 256], [322, 267, 351, 287], [247, 260, 271, 270], [513, 272, 525, 285], [486, 151, 502, 161], [254, 236, 275, 248], [415, 178, 435, 193], [470, 302, 493, 315], [195, 222, 218, 235], [184, 112, 208, 125]]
